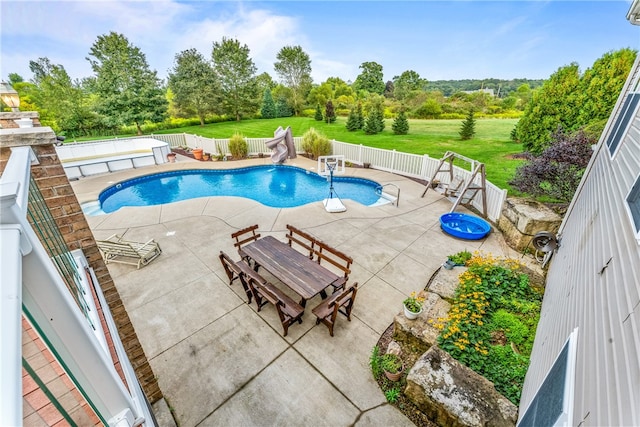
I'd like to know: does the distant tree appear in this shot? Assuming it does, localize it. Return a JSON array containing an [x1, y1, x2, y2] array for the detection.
[[515, 63, 581, 153], [314, 103, 323, 121], [86, 32, 167, 135], [393, 70, 428, 100], [459, 109, 476, 140], [415, 98, 442, 119], [307, 82, 334, 109], [392, 110, 409, 135], [168, 48, 220, 126], [274, 45, 313, 116], [325, 100, 336, 123], [255, 72, 276, 93], [353, 61, 385, 95], [212, 37, 259, 121], [260, 88, 277, 119], [8, 73, 23, 85], [384, 80, 395, 98], [28, 58, 96, 135], [509, 128, 594, 202]]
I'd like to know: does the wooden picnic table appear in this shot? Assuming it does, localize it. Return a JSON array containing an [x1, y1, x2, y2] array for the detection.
[[240, 236, 342, 306]]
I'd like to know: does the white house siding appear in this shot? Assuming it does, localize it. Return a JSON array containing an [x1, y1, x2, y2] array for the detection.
[[518, 57, 640, 425]]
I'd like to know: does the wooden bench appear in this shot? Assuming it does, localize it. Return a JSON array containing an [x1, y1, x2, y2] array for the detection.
[[312, 283, 358, 337], [245, 275, 304, 336], [97, 234, 162, 269], [285, 224, 317, 259], [231, 224, 261, 263], [314, 240, 353, 292], [219, 251, 256, 303]]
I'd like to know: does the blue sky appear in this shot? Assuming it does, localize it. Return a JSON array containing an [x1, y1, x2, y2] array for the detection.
[[1, 1, 639, 85]]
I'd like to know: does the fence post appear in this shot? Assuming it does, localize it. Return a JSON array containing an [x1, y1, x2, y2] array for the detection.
[[359, 144, 363, 165], [421, 154, 429, 180], [391, 149, 397, 173]]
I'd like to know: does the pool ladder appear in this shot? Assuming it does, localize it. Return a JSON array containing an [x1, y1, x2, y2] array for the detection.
[[376, 183, 400, 207]]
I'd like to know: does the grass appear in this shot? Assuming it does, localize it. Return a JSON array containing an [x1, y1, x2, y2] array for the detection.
[[153, 117, 523, 190], [82, 116, 524, 190]]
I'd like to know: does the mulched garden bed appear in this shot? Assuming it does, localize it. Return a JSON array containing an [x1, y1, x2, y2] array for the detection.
[[375, 323, 437, 427]]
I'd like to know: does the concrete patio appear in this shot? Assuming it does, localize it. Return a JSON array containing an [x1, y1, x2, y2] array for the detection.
[[71, 156, 526, 427]]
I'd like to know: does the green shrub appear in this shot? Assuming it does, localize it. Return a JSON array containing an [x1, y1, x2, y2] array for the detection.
[[301, 127, 331, 158], [369, 346, 383, 378], [228, 133, 248, 159], [385, 388, 400, 403]]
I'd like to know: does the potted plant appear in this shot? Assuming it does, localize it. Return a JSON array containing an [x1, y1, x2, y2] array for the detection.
[[202, 152, 210, 161], [443, 250, 472, 269], [381, 353, 404, 381], [167, 152, 177, 163], [403, 291, 425, 320], [192, 147, 204, 160]]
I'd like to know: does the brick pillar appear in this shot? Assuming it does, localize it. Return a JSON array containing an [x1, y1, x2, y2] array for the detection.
[[0, 125, 163, 403]]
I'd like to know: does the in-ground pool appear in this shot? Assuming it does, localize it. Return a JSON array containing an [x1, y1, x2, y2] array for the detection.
[[91, 165, 385, 214]]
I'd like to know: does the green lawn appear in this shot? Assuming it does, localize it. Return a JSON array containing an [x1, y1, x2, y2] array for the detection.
[[153, 117, 523, 190]]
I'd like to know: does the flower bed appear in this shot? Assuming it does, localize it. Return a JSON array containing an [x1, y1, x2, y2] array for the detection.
[[430, 253, 543, 404]]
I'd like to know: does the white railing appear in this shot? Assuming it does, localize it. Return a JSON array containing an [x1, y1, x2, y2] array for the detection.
[[79, 133, 508, 221], [0, 143, 150, 426]]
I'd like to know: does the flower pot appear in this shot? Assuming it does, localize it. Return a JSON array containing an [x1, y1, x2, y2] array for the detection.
[[202, 154, 210, 161], [443, 259, 456, 270], [167, 153, 176, 163], [403, 304, 423, 320], [384, 365, 404, 381], [192, 148, 204, 160]]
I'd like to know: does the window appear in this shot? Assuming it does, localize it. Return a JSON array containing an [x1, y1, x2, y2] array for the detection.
[[606, 92, 640, 156], [626, 172, 640, 240], [518, 328, 578, 427]]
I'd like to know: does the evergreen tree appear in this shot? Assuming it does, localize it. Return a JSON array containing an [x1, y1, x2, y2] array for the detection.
[[392, 110, 409, 135], [325, 100, 336, 123], [355, 102, 364, 129], [314, 104, 323, 121], [364, 109, 385, 134], [345, 107, 359, 131], [260, 88, 276, 119], [275, 96, 293, 117], [459, 109, 476, 140]]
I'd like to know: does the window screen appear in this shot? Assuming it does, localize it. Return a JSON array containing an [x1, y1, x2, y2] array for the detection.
[[606, 92, 640, 156], [518, 330, 578, 427]]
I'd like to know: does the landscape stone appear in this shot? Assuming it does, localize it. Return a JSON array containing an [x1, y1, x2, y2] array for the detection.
[[498, 198, 561, 252], [428, 266, 462, 302], [405, 346, 518, 427], [393, 292, 450, 354], [387, 340, 402, 356]]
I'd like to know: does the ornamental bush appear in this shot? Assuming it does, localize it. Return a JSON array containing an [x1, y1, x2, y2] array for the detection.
[[228, 132, 248, 159], [301, 127, 331, 159]]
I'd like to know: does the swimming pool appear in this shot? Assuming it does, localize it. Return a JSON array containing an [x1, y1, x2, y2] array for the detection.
[[92, 165, 384, 214]]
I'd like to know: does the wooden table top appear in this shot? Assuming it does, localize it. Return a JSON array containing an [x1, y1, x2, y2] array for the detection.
[[241, 236, 341, 301]]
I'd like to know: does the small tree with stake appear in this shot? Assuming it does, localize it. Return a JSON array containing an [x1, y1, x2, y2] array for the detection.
[[459, 109, 476, 140], [325, 100, 336, 123]]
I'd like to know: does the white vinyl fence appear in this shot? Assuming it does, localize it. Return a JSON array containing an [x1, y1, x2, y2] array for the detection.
[[71, 133, 507, 221]]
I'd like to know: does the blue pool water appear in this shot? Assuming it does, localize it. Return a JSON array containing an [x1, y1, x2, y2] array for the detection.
[[96, 165, 383, 214]]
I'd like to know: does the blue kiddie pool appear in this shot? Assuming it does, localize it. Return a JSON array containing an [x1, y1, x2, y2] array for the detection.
[[439, 213, 491, 240]]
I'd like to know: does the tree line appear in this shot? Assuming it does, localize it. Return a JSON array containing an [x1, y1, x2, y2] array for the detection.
[[5, 31, 544, 138]]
